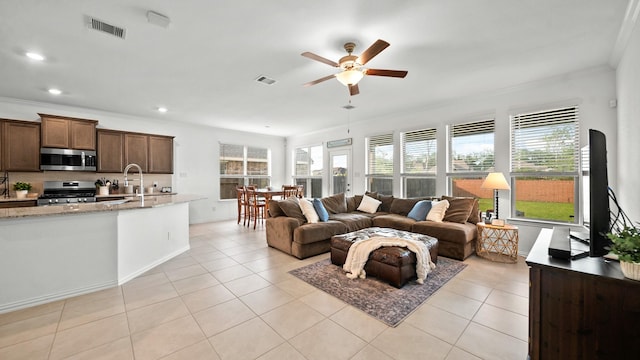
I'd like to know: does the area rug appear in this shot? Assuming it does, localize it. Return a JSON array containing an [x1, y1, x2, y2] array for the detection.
[[289, 257, 467, 327]]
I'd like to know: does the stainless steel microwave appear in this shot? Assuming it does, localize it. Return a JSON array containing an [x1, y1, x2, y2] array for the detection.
[[40, 148, 97, 171]]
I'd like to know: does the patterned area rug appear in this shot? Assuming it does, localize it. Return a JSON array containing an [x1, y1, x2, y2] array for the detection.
[[289, 257, 467, 327]]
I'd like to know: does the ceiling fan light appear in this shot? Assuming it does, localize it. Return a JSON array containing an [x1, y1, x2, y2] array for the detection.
[[336, 69, 364, 86]]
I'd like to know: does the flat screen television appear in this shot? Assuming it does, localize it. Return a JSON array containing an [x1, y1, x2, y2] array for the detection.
[[588, 129, 611, 257]]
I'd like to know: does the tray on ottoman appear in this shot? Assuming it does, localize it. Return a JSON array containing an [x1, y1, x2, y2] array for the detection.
[[331, 227, 439, 288]]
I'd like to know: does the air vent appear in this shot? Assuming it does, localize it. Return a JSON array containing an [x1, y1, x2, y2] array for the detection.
[[342, 104, 356, 110], [255, 75, 276, 85], [85, 16, 126, 39]]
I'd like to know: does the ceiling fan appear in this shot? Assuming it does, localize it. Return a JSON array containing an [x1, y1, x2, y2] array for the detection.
[[301, 39, 408, 96]]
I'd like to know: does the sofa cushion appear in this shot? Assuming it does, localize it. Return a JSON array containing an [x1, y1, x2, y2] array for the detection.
[[389, 198, 424, 216], [268, 200, 284, 218], [357, 194, 382, 213], [329, 213, 373, 232], [407, 200, 432, 221], [442, 197, 476, 224], [426, 200, 449, 222], [442, 195, 480, 224], [378, 194, 394, 212], [313, 198, 329, 222], [299, 198, 319, 223], [412, 220, 477, 245], [346, 195, 361, 212], [372, 213, 416, 231], [279, 197, 307, 223], [321, 192, 347, 214], [293, 221, 348, 245]]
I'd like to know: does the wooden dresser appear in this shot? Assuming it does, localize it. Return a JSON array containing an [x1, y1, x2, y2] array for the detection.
[[526, 229, 640, 359]]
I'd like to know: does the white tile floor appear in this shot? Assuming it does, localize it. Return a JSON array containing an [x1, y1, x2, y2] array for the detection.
[[0, 220, 530, 359]]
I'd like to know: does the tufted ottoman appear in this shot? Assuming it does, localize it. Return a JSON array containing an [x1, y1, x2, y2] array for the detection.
[[330, 227, 439, 288]]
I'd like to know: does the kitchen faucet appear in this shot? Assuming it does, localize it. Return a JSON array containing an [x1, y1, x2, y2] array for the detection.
[[123, 163, 144, 206]]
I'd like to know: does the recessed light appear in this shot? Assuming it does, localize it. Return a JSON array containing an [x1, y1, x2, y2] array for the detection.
[[48, 88, 62, 95], [157, 107, 168, 113], [26, 52, 45, 61]]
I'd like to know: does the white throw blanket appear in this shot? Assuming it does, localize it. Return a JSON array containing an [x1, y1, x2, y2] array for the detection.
[[342, 236, 436, 284]]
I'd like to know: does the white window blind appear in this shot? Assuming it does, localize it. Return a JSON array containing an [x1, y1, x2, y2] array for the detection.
[[220, 143, 244, 175], [401, 128, 437, 174], [450, 119, 495, 172], [246, 146, 269, 175], [511, 106, 579, 174], [294, 148, 309, 176], [367, 133, 394, 175]]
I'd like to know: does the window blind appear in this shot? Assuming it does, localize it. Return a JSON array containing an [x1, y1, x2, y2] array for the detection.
[[219, 143, 244, 175], [294, 148, 309, 176], [367, 133, 394, 175], [401, 128, 437, 174], [247, 146, 269, 175], [450, 119, 495, 172], [511, 106, 579, 173]]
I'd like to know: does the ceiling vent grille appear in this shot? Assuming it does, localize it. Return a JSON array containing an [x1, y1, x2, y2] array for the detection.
[[85, 16, 126, 39], [255, 75, 276, 85]]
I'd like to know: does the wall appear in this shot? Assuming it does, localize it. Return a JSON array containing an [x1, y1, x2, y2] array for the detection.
[[616, 17, 640, 223], [0, 98, 286, 223], [287, 67, 618, 254]]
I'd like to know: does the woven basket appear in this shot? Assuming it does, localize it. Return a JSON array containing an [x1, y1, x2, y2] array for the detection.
[[620, 261, 640, 281]]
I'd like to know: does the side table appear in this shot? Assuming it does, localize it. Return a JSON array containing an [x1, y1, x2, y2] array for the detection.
[[476, 222, 519, 263]]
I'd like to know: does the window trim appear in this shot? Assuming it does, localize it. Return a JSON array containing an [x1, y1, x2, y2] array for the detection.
[[219, 143, 271, 200]]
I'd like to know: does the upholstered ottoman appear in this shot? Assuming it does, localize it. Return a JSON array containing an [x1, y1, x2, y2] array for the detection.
[[330, 227, 439, 288]]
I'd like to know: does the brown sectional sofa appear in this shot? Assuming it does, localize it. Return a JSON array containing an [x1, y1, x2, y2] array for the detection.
[[265, 192, 478, 260]]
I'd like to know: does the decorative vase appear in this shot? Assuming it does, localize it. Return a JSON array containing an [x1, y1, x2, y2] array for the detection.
[[15, 190, 28, 199], [620, 261, 640, 281]]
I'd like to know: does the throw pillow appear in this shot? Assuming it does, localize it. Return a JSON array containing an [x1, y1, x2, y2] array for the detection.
[[426, 200, 450, 222], [378, 194, 394, 212], [267, 200, 284, 218], [313, 198, 329, 222], [278, 196, 306, 223], [321, 192, 347, 214], [407, 200, 433, 221], [441, 195, 480, 224], [357, 194, 382, 214], [442, 197, 476, 224], [299, 198, 319, 223]]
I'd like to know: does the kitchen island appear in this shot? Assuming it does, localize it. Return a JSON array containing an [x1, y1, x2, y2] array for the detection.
[[0, 194, 205, 313]]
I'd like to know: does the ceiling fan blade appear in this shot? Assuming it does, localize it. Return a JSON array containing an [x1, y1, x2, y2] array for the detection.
[[348, 84, 360, 96], [358, 39, 390, 65], [364, 68, 408, 78], [303, 74, 336, 87], [301, 52, 339, 67]]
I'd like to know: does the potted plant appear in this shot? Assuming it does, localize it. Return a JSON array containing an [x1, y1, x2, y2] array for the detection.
[[13, 182, 32, 199], [95, 178, 110, 196], [607, 226, 640, 281]]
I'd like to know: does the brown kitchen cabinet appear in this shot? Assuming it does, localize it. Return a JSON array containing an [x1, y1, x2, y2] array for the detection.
[[148, 135, 173, 174], [39, 113, 97, 150], [96, 130, 124, 172], [1, 119, 41, 171], [124, 133, 148, 173]]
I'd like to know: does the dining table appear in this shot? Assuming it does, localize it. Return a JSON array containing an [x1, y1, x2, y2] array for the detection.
[[255, 188, 284, 215]]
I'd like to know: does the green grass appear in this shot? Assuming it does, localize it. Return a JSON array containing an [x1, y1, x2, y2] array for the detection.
[[475, 198, 574, 222]]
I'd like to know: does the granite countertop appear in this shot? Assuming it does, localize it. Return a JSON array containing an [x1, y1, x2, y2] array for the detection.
[[0, 197, 39, 203], [95, 192, 177, 198], [0, 194, 207, 219]]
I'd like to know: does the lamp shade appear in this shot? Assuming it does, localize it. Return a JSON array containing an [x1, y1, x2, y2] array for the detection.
[[481, 172, 510, 190], [335, 69, 364, 86]]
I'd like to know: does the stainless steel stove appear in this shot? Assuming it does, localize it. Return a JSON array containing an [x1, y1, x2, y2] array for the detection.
[[38, 181, 97, 205]]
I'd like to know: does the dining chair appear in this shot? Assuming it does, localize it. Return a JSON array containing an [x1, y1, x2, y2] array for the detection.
[[245, 187, 266, 229], [235, 185, 248, 226], [296, 185, 304, 198], [282, 185, 299, 199]]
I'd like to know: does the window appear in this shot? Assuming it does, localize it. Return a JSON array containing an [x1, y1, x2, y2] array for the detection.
[[293, 145, 323, 198], [366, 133, 394, 195], [510, 106, 579, 222], [401, 128, 436, 197], [219, 143, 271, 199], [447, 119, 495, 212]]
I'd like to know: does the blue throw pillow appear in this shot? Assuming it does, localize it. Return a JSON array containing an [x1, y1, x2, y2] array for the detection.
[[313, 198, 329, 222], [407, 200, 432, 221]]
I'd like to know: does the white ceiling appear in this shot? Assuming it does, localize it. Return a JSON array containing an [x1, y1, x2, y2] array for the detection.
[[0, 0, 630, 136]]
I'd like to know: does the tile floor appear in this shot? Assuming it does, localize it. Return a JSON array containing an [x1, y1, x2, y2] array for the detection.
[[0, 220, 530, 360]]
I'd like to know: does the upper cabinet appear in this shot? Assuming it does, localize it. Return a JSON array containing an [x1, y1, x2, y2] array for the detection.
[[1, 119, 41, 171], [124, 133, 149, 173], [148, 135, 174, 174], [96, 130, 124, 173], [40, 113, 97, 150]]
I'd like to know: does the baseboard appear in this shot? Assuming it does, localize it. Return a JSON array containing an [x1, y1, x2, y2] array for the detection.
[[117, 245, 190, 285], [0, 280, 118, 314]]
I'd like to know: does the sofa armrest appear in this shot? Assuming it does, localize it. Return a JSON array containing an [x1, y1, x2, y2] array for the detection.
[[266, 217, 301, 255]]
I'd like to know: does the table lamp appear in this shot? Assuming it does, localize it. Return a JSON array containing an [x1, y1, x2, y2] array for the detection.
[[481, 172, 511, 225]]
